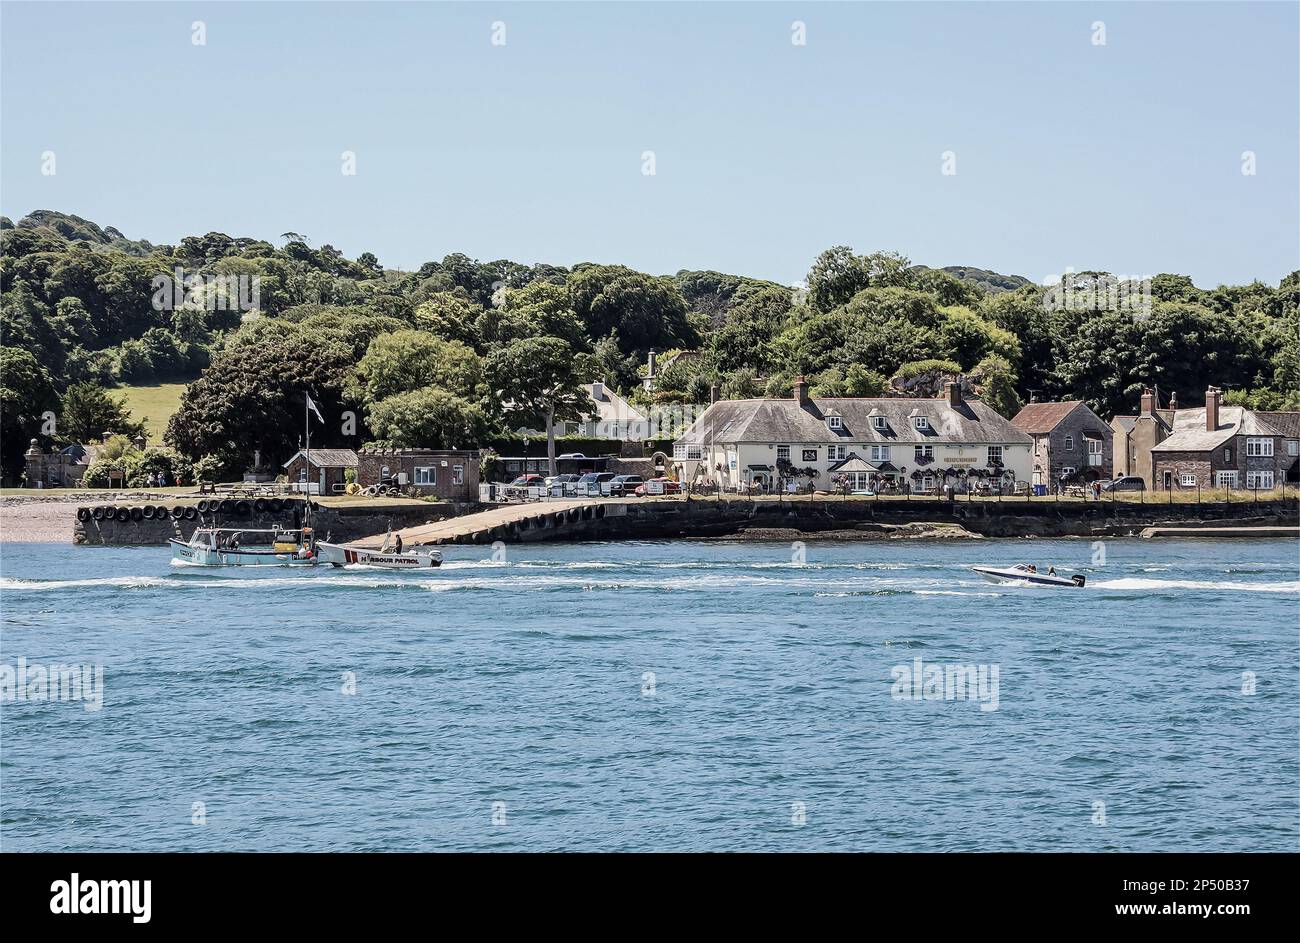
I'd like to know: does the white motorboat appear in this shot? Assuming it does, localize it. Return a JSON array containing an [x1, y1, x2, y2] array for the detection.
[[971, 564, 1085, 587], [171, 526, 319, 566], [316, 540, 442, 569]]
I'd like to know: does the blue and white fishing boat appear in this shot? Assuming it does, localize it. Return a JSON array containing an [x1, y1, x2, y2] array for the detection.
[[170, 526, 319, 567]]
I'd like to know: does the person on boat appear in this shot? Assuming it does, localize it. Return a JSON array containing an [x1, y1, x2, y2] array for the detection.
[[1027, 564, 1037, 573], [394, 533, 404, 554], [1047, 566, 1056, 576]]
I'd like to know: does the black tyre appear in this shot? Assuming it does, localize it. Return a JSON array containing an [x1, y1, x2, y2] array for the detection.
[[196, 499, 210, 513], [142, 505, 156, 520], [129, 506, 144, 522], [183, 506, 198, 521], [219, 500, 234, 514], [76, 507, 91, 522], [268, 498, 283, 512], [253, 498, 266, 513], [170, 506, 185, 519], [114, 508, 130, 522], [91, 507, 106, 521], [235, 500, 251, 516]]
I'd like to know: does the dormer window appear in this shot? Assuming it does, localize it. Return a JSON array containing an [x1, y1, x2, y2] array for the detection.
[[914, 416, 929, 431], [872, 416, 887, 430], [827, 415, 842, 430]]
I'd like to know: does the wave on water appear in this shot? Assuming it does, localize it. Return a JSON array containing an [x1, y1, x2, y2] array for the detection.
[[1090, 577, 1300, 593], [0, 575, 169, 591]]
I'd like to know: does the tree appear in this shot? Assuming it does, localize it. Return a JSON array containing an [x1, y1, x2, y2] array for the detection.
[[59, 382, 145, 444], [366, 388, 493, 449], [484, 337, 591, 475], [806, 246, 871, 313], [0, 346, 58, 481], [973, 355, 1023, 419], [352, 331, 483, 405], [567, 265, 696, 354]]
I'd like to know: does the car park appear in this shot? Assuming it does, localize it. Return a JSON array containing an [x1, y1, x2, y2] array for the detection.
[[576, 472, 616, 496], [607, 475, 645, 496]]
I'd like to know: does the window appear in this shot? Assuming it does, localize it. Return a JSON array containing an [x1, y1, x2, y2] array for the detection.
[[914, 416, 929, 431], [828, 444, 847, 461], [914, 445, 933, 460], [453, 465, 464, 485], [1290, 440, 1298, 456], [872, 416, 887, 430], [802, 449, 818, 462], [987, 446, 1004, 465], [827, 415, 842, 430], [1245, 438, 1274, 457], [870, 445, 891, 462], [776, 446, 790, 462], [1061, 466, 1076, 476], [1246, 471, 1274, 489], [1216, 471, 1238, 488], [414, 466, 436, 485], [1063, 435, 1074, 450], [1179, 473, 1196, 487], [1223, 447, 1232, 463], [1087, 438, 1103, 465], [674, 443, 703, 460]]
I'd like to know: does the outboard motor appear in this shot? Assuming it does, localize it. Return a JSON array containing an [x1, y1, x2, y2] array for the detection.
[[1071, 574, 1086, 587]]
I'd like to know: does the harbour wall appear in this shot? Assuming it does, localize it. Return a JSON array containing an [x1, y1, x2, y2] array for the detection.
[[73, 498, 464, 546], [450, 496, 1300, 544]]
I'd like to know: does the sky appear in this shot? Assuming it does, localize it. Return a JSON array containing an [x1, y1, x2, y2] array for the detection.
[[2, 1, 1296, 288]]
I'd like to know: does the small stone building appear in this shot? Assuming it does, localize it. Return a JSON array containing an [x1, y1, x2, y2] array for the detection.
[[1011, 400, 1113, 485], [1150, 388, 1295, 490], [282, 448, 358, 495], [356, 449, 480, 501]]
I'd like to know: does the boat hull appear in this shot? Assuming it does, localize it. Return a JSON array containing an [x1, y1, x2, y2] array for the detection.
[[170, 539, 318, 567], [316, 541, 441, 569], [971, 565, 1084, 587]]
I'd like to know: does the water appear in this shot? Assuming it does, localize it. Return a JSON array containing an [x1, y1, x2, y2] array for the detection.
[[1, 538, 1296, 852]]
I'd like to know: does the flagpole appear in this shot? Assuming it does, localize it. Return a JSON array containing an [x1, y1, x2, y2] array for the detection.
[[305, 392, 310, 499]]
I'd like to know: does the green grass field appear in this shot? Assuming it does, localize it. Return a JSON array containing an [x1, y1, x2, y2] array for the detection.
[[116, 383, 187, 444]]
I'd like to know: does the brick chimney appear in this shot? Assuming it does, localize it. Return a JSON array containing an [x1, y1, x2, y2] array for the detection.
[[709, 384, 719, 405], [1139, 389, 1156, 415], [945, 380, 962, 408], [793, 375, 810, 408], [1205, 386, 1219, 432]]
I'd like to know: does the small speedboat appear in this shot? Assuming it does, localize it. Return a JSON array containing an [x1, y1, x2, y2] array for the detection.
[[971, 564, 1085, 587], [316, 540, 442, 569]]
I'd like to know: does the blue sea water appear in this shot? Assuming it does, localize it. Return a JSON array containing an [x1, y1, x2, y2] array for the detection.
[[1, 537, 1296, 852]]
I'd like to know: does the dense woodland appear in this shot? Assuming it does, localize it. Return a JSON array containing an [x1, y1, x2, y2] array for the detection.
[[2, 209, 1297, 484]]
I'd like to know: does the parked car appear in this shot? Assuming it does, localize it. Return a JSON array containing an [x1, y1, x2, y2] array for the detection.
[[509, 474, 546, 488], [1102, 475, 1146, 492], [576, 472, 616, 496], [635, 477, 681, 496], [607, 474, 645, 497], [548, 473, 583, 496]]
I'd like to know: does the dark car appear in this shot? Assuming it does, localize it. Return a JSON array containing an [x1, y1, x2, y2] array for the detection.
[[509, 474, 546, 488], [608, 474, 645, 497], [576, 472, 616, 496], [1102, 475, 1146, 492]]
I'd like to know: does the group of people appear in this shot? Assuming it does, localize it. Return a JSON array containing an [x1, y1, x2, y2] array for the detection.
[[143, 470, 177, 488]]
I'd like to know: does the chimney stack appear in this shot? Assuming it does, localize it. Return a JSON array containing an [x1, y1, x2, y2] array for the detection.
[[945, 380, 962, 408], [709, 384, 719, 405], [646, 349, 657, 376], [1169, 391, 1178, 410], [592, 380, 604, 402], [793, 375, 810, 408], [1205, 386, 1219, 432], [1139, 389, 1156, 415]]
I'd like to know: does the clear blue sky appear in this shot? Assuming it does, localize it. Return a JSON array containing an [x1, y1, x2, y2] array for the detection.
[[2, 1, 1296, 288]]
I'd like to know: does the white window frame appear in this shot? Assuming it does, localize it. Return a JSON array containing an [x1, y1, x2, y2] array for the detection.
[[1087, 438, 1103, 465], [1246, 471, 1274, 489], [414, 466, 436, 485], [828, 444, 847, 461], [1061, 466, 1076, 476], [776, 445, 790, 463], [1223, 446, 1232, 463], [1179, 473, 1197, 487], [1245, 437, 1274, 457], [870, 445, 891, 462], [1063, 435, 1074, 451], [913, 416, 929, 431], [914, 445, 933, 460], [827, 415, 842, 430], [871, 416, 887, 430], [1215, 471, 1238, 489], [453, 465, 464, 485], [1289, 440, 1298, 456], [987, 445, 1004, 465]]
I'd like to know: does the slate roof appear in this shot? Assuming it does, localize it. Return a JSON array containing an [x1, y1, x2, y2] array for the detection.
[[1151, 407, 1284, 452], [1258, 411, 1300, 439], [1010, 401, 1083, 434], [282, 448, 359, 468], [585, 383, 647, 425], [678, 396, 1032, 446]]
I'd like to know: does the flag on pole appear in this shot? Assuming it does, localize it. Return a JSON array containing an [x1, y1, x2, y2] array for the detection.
[[306, 392, 324, 424]]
